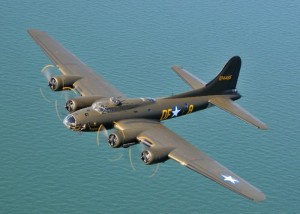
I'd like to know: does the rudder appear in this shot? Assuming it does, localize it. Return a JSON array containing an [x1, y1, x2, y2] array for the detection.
[[204, 56, 241, 95]]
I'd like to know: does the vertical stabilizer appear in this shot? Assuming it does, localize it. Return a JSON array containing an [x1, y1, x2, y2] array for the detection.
[[170, 56, 242, 98], [204, 56, 241, 95]]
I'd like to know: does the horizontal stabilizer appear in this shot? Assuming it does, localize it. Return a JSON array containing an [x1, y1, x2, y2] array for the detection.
[[171, 65, 206, 89], [209, 97, 268, 130]]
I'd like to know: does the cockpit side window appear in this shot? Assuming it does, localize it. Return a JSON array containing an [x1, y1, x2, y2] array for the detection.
[[141, 97, 156, 102], [146, 97, 156, 102]]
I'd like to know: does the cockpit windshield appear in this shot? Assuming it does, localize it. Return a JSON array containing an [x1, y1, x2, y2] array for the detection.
[[140, 97, 156, 102], [92, 102, 109, 114]]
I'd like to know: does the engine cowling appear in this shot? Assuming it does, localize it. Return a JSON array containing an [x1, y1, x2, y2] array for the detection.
[[108, 129, 139, 148], [141, 147, 172, 165], [48, 75, 82, 91], [65, 96, 103, 112]]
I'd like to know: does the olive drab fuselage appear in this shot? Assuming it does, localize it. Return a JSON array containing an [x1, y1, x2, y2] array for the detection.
[[71, 94, 240, 131]]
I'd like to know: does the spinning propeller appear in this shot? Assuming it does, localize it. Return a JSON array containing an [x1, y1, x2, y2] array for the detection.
[[96, 125, 159, 176], [127, 143, 160, 177], [39, 65, 78, 121], [39, 65, 56, 103], [55, 88, 78, 121]]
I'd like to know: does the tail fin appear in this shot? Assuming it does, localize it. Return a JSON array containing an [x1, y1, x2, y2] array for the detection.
[[170, 56, 241, 98], [204, 56, 241, 95]]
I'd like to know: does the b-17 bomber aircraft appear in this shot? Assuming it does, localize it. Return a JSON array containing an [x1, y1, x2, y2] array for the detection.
[[28, 29, 267, 202]]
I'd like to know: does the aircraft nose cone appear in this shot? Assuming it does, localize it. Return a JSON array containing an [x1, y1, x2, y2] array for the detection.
[[63, 114, 76, 129]]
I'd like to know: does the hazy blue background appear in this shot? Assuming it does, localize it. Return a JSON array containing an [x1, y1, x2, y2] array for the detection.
[[1, 1, 299, 213]]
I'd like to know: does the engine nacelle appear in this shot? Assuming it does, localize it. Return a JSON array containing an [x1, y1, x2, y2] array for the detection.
[[48, 75, 82, 91], [141, 147, 172, 165], [65, 96, 103, 112], [108, 129, 139, 148]]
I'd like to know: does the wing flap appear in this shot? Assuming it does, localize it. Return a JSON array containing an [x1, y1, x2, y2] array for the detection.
[[28, 29, 124, 97], [209, 97, 268, 130]]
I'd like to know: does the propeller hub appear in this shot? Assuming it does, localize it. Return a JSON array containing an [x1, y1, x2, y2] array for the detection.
[[141, 150, 151, 164], [108, 134, 118, 148], [48, 77, 57, 90], [65, 100, 75, 112]]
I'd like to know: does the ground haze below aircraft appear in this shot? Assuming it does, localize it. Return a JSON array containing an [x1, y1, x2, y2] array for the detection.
[[28, 29, 267, 202]]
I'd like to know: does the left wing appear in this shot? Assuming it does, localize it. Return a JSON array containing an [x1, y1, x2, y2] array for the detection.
[[115, 119, 266, 202], [28, 29, 124, 98]]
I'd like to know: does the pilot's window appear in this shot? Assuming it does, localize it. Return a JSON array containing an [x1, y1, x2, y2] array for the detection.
[[99, 105, 107, 113], [146, 97, 156, 102], [92, 102, 108, 114]]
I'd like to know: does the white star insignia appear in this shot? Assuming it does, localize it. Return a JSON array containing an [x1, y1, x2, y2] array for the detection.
[[221, 175, 239, 184], [172, 106, 181, 117]]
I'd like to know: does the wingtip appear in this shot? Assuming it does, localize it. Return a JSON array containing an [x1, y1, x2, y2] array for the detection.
[[240, 188, 266, 202], [171, 65, 182, 71], [253, 192, 266, 202], [27, 29, 44, 37], [27, 28, 37, 33], [258, 123, 268, 130]]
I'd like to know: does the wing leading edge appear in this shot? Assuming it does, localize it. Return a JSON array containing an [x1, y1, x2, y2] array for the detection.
[[28, 29, 124, 98], [115, 119, 265, 201]]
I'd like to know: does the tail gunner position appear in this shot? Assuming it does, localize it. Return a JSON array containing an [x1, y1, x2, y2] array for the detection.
[[28, 29, 267, 202]]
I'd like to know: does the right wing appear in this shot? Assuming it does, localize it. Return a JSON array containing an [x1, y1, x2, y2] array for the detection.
[[28, 29, 124, 98], [115, 119, 266, 202]]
